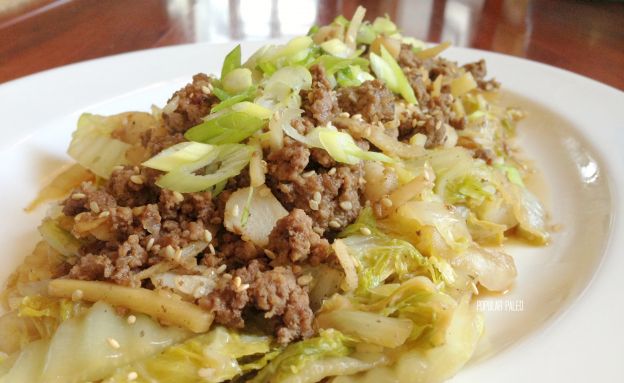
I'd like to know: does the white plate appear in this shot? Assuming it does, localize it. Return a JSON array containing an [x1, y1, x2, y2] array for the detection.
[[1, 42, 623, 382]]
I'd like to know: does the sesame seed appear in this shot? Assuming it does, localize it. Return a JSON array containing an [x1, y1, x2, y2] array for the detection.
[[127, 371, 138, 381], [352, 113, 363, 121], [339, 201, 353, 210], [71, 289, 83, 301], [339, 112, 350, 118], [232, 205, 240, 217], [89, 201, 100, 214], [222, 273, 232, 280], [208, 244, 216, 255], [328, 167, 336, 175], [381, 197, 393, 208], [106, 337, 121, 349], [127, 315, 137, 325], [297, 275, 313, 286], [173, 248, 182, 262], [302, 170, 315, 178], [173, 191, 184, 203], [203, 229, 212, 243], [328, 220, 341, 229], [313, 227, 324, 235], [146, 237, 155, 251], [238, 283, 250, 292], [264, 249, 276, 259], [233, 276, 242, 288], [313, 191, 321, 202], [112, 165, 125, 171], [130, 175, 145, 185], [216, 264, 227, 273], [165, 245, 175, 258], [71, 193, 86, 200], [360, 227, 372, 236], [198, 368, 215, 379], [98, 210, 110, 218], [309, 200, 319, 211], [201, 85, 212, 94]]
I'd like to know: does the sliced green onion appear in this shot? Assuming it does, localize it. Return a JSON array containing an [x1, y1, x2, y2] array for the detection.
[[231, 101, 273, 119], [450, 71, 478, 97], [320, 39, 351, 58], [370, 46, 417, 104], [357, 23, 377, 44], [222, 68, 253, 95], [156, 144, 254, 193], [336, 65, 375, 87], [211, 86, 257, 113], [212, 87, 231, 101], [345, 6, 366, 51], [310, 55, 369, 76], [316, 128, 394, 165], [372, 16, 398, 35], [221, 44, 242, 80], [184, 109, 267, 145], [142, 141, 216, 171]]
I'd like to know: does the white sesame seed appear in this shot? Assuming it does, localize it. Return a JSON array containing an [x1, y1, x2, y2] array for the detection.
[[381, 197, 393, 208], [313, 227, 324, 235], [203, 229, 212, 243], [216, 264, 227, 273], [264, 249, 276, 259], [106, 337, 121, 349], [352, 113, 363, 121], [127, 315, 137, 325], [208, 244, 216, 255], [339, 201, 353, 210], [89, 201, 100, 214], [302, 170, 315, 178], [71, 289, 83, 301], [165, 245, 175, 258], [146, 237, 155, 251], [98, 210, 110, 218], [112, 165, 125, 171], [297, 275, 313, 286], [201, 85, 212, 95], [71, 193, 86, 200], [328, 167, 336, 175], [233, 276, 242, 288], [232, 204, 240, 217], [222, 273, 232, 280], [173, 248, 182, 262], [339, 112, 350, 118], [130, 175, 145, 185], [173, 191, 184, 203], [198, 368, 215, 379], [360, 227, 372, 236], [238, 283, 250, 292], [328, 220, 341, 229], [313, 191, 322, 202], [309, 200, 319, 211], [127, 371, 138, 381]]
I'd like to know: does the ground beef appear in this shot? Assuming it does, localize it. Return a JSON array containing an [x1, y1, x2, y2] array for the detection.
[[218, 232, 262, 264], [63, 182, 118, 217], [69, 253, 114, 281], [265, 134, 365, 234], [199, 260, 314, 344], [162, 73, 219, 133], [268, 209, 331, 265], [462, 59, 500, 91], [106, 166, 160, 207], [337, 80, 395, 123], [301, 65, 339, 125], [141, 129, 185, 156]]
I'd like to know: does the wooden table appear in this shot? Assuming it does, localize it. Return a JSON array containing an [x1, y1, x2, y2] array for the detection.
[[1, 0, 623, 90]]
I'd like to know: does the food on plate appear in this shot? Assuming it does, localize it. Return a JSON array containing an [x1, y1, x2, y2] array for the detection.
[[0, 6, 549, 383]]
